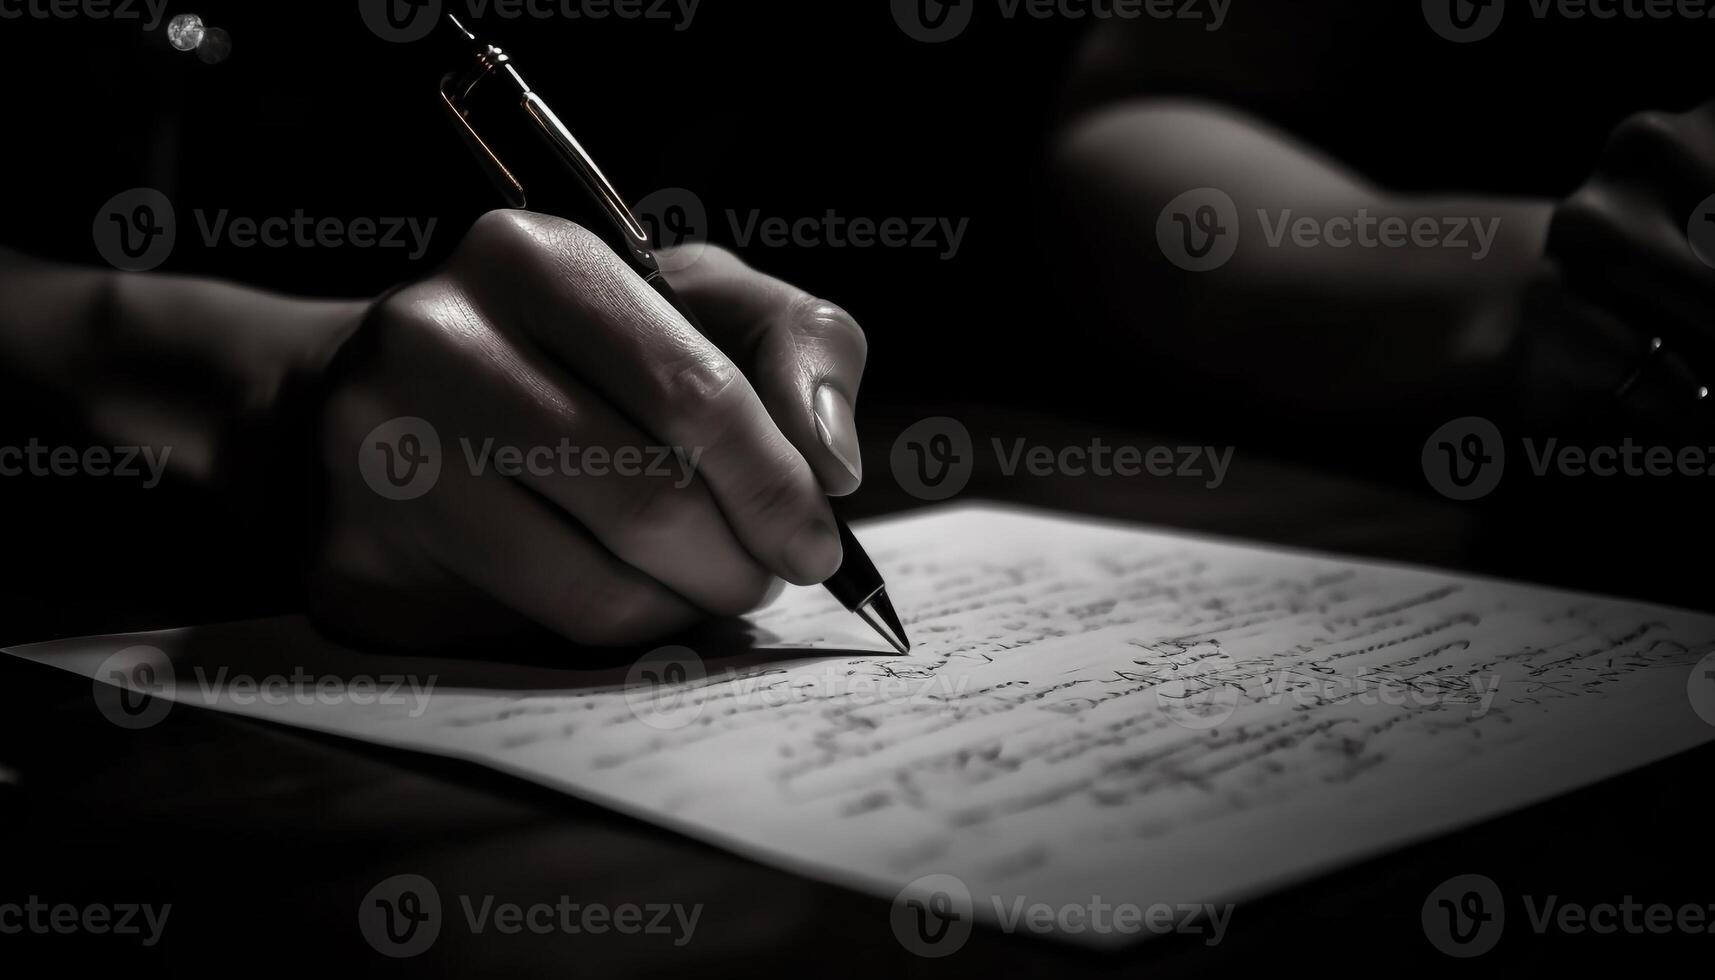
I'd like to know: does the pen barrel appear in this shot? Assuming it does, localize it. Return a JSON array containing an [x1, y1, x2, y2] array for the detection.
[[822, 517, 883, 611]]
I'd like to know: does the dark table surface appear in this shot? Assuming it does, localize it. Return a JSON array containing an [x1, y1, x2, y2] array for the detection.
[[3, 405, 1711, 977]]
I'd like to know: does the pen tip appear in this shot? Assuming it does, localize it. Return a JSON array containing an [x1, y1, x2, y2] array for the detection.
[[857, 590, 910, 654]]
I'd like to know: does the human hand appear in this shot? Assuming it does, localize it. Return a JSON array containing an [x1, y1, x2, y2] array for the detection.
[[308, 211, 867, 651]]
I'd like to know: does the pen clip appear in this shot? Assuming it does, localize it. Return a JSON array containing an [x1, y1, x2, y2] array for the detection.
[[438, 23, 660, 273], [518, 93, 659, 272], [440, 65, 528, 210]]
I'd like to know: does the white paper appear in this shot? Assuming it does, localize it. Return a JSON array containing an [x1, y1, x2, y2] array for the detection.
[[10, 504, 1715, 947]]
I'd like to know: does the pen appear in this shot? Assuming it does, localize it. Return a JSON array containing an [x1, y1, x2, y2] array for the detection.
[[431, 14, 909, 654]]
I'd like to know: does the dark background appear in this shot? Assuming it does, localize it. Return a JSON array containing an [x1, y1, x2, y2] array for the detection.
[[3, 3, 1715, 976], [5, 0, 1715, 617]]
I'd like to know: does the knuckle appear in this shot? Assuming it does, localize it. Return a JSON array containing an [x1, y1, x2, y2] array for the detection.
[[653, 353, 744, 421], [1606, 110, 1686, 163], [463, 211, 609, 281], [543, 219, 611, 271], [1549, 184, 1622, 251], [793, 296, 868, 357], [465, 209, 536, 257], [740, 463, 814, 523]]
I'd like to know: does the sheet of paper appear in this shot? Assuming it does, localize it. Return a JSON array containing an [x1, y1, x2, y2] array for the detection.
[[9, 505, 1715, 948]]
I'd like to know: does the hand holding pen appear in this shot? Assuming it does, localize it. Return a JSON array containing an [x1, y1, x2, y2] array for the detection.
[[308, 18, 907, 654]]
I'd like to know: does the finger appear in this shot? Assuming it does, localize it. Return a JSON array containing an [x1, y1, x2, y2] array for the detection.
[[661, 245, 870, 496], [436, 288, 776, 616], [453, 211, 844, 586], [427, 466, 704, 647], [1593, 110, 1715, 219]]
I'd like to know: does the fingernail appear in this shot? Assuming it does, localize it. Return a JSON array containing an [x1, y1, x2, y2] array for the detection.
[[813, 384, 863, 483], [785, 519, 843, 584]]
